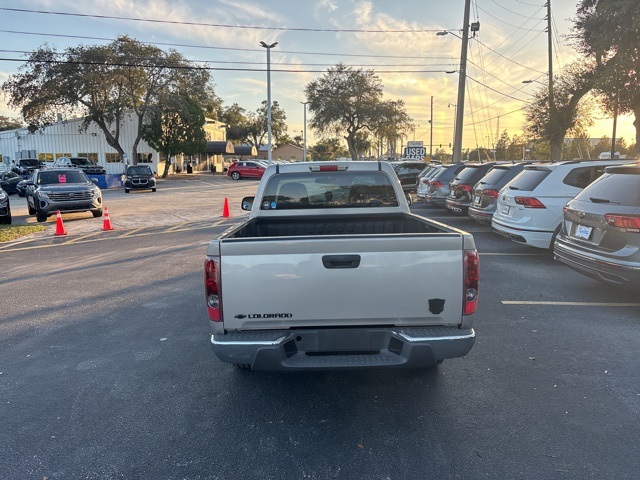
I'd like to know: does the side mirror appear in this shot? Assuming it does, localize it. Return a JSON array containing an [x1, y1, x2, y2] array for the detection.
[[241, 196, 254, 211], [90, 178, 99, 184]]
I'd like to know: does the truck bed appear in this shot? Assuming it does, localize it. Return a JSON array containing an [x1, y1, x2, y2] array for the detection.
[[225, 213, 448, 239]]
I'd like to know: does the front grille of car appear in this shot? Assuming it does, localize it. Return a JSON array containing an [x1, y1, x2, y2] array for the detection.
[[132, 178, 149, 185], [47, 191, 94, 201]]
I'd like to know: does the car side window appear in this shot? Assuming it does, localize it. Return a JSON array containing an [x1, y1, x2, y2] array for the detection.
[[562, 166, 593, 188]]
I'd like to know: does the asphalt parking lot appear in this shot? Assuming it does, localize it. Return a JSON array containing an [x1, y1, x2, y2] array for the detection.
[[1, 174, 639, 479]]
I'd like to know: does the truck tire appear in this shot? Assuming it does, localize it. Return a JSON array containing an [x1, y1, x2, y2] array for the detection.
[[151, 187, 156, 192], [234, 363, 252, 370]]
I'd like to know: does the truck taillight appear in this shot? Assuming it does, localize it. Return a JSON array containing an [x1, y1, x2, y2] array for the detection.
[[204, 256, 222, 322], [463, 249, 479, 315]]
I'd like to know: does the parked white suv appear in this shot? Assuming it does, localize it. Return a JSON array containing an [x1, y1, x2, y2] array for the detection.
[[491, 159, 630, 249]]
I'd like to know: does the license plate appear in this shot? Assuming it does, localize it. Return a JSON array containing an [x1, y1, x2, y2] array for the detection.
[[473, 196, 482, 205], [574, 224, 592, 240], [500, 204, 511, 215]]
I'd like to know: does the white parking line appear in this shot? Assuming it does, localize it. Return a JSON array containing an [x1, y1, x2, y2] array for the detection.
[[502, 301, 640, 307]]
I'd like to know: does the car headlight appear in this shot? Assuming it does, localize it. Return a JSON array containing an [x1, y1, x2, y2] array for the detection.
[[38, 191, 50, 199], [90, 187, 100, 196], [126, 176, 132, 179]]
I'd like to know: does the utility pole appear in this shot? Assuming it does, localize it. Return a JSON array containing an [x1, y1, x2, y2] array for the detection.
[[429, 95, 434, 161], [452, 0, 471, 163], [547, 1, 555, 159]]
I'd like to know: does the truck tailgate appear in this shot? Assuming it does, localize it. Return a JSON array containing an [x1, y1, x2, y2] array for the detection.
[[220, 234, 464, 330]]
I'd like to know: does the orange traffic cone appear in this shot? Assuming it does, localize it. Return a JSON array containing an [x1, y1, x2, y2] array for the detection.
[[54, 210, 67, 236], [222, 197, 230, 218], [102, 206, 114, 231]]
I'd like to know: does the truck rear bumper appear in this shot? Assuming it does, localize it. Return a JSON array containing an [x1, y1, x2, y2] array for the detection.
[[211, 326, 475, 371]]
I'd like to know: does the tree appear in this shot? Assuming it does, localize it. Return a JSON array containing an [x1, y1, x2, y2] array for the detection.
[[142, 96, 207, 178], [370, 100, 413, 157], [2, 35, 213, 164], [0, 115, 23, 131], [572, 0, 640, 152], [305, 63, 384, 160], [311, 138, 348, 161], [524, 62, 595, 160]]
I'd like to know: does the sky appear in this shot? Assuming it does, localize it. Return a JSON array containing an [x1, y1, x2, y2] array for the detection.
[[0, 0, 634, 152]]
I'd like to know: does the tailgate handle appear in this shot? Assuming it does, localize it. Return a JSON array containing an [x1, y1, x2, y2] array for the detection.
[[322, 255, 361, 269]]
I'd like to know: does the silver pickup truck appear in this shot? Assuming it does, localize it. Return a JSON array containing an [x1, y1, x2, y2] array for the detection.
[[205, 161, 479, 371]]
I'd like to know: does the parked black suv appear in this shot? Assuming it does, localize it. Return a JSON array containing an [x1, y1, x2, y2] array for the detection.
[[0, 186, 11, 224], [12, 158, 44, 176], [25, 168, 103, 222], [388, 160, 428, 193], [123, 165, 156, 193], [446, 162, 502, 215], [52, 156, 106, 175]]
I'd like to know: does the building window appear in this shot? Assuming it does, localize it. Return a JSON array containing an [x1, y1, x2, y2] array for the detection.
[[78, 153, 99, 163], [137, 153, 153, 163], [56, 153, 71, 159], [106, 153, 121, 163], [39, 153, 54, 162]]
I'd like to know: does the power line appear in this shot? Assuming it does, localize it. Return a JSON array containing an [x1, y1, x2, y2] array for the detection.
[[475, 5, 545, 31], [0, 7, 451, 34], [0, 29, 459, 60], [0, 57, 456, 74]]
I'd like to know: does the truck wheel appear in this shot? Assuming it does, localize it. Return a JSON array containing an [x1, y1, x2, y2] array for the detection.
[[234, 363, 252, 370], [36, 211, 48, 223], [231, 172, 241, 180]]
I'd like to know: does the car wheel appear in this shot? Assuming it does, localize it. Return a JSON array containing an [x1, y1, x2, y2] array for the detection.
[[549, 225, 562, 250], [124, 188, 130, 193], [231, 172, 241, 180], [36, 211, 48, 223], [92, 209, 103, 218], [0, 213, 10, 225], [151, 187, 156, 192]]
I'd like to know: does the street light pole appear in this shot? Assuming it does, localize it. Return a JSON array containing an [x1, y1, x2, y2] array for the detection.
[[300, 101, 308, 162], [260, 41, 278, 164]]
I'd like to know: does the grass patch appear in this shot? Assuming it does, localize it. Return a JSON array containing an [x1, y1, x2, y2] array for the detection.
[[0, 224, 47, 242]]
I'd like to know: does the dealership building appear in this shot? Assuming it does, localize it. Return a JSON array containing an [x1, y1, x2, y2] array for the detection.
[[0, 114, 231, 178]]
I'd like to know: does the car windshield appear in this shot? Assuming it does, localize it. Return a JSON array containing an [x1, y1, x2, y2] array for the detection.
[[38, 170, 89, 185], [261, 171, 399, 209], [128, 166, 152, 175], [21, 159, 40, 166], [70, 158, 93, 166]]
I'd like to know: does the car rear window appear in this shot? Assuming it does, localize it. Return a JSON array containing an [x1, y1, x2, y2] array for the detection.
[[261, 171, 398, 209], [506, 168, 551, 191], [454, 165, 493, 184], [573, 172, 640, 206], [432, 165, 466, 183]]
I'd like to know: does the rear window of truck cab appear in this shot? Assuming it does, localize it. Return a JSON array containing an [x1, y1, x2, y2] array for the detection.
[[260, 171, 399, 209]]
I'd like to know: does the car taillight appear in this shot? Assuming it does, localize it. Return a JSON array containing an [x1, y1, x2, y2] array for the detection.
[[459, 184, 473, 192], [481, 189, 499, 198], [605, 214, 640, 233], [515, 196, 546, 208], [204, 256, 222, 322], [431, 181, 443, 187], [463, 249, 479, 315], [422, 178, 430, 185]]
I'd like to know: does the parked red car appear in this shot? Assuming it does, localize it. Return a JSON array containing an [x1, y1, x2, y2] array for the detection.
[[227, 161, 266, 180]]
